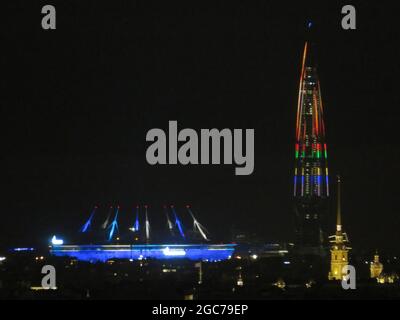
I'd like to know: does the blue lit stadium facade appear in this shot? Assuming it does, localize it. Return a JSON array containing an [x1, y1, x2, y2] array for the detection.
[[50, 244, 236, 262], [50, 205, 236, 262]]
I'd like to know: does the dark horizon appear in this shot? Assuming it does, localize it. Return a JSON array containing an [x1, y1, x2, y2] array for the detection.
[[2, 0, 400, 252]]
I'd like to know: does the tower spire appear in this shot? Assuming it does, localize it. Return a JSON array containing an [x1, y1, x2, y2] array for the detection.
[[336, 175, 342, 233], [328, 175, 351, 280]]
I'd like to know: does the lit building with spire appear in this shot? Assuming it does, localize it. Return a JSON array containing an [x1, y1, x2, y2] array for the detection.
[[370, 251, 383, 279], [328, 175, 350, 280]]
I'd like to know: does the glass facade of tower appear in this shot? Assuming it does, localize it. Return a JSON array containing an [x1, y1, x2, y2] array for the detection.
[[293, 42, 329, 248]]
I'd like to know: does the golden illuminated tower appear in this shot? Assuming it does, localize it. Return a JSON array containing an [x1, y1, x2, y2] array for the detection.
[[370, 251, 383, 279], [328, 175, 350, 280]]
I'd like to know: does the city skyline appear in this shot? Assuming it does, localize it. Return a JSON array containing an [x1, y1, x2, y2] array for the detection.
[[2, 1, 400, 254]]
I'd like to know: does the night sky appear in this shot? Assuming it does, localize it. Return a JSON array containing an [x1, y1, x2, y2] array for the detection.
[[2, 0, 400, 250]]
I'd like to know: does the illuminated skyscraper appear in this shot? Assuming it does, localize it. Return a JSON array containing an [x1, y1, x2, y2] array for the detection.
[[293, 40, 330, 251]]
